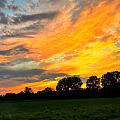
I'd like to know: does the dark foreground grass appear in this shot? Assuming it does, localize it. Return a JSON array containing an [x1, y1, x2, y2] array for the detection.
[[0, 98, 120, 120]]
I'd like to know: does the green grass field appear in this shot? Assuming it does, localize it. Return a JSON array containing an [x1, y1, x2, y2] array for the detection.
[[0, 98, 120, 120]]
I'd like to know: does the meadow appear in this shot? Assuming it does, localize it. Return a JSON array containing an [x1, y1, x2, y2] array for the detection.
[[0, 98, 120, 120]]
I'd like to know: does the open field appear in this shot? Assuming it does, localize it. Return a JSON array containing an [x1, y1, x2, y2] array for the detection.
[[0, 98, 120, 120]]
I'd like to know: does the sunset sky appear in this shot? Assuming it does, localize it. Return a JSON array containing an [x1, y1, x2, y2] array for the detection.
[[0, 0, 120, 94]]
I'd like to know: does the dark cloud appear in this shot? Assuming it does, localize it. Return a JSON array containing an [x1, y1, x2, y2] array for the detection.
[[0, 12, 9, 24], [8, 5, 19, 11], [0, 45, 29, 56], [0, 68, 68, 86], [71, 0, 104, 21], [1, 22, 43, 39], [0, 0, 19, 11], [16, 72, 68, 83], [0, 0, 72, 40], [0, 69, 45, 78], [0, 0, 7, 8], [24, 21, 44, 31], [0, 69, 45, 87], [13, 11, 59, 24], [38, 73, 68, 81], [0, 11, 59, 39]]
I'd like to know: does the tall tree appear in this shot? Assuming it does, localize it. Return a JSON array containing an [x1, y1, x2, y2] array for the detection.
[[86, 76, 100, 89], [24, 87, 33, 94], [101, 71, 120, 88], [56, 77, 83, 91]]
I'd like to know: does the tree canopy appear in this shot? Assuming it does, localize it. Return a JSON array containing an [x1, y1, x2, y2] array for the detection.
[[101, 71, 120, 88], [86, 76, 100, 89], [56, 76, 83, 91]]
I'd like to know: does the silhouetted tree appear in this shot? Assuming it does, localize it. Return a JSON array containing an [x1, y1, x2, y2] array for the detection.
[[43, 87, 53, 92], [0, 71, 120, 101], [24, 87, 33, 94], [112, 71, 120, 88], [112, 71, 120, 81], [56, 77, 83, 91], [86, 76, 100, 89], [101, 71, 120, 88]]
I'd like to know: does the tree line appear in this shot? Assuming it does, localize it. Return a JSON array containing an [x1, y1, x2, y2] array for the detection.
[[0, 71, 120, 100]]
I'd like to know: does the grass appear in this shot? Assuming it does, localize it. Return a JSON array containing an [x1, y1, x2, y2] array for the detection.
[[0, 98, 120, 120]]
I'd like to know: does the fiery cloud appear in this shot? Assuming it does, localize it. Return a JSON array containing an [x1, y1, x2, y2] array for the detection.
[[0, 0, 120, 94]]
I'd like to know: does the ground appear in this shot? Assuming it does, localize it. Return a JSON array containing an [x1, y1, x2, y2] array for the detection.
[[0, 98, 120, 120]]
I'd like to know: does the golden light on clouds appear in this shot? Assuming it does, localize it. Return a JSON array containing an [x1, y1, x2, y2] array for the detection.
[[0, 0, 120, 94]]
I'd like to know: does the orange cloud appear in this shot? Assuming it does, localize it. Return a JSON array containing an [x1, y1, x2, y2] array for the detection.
[[0, 80, 58, 95], [0, 0, 120, 94]]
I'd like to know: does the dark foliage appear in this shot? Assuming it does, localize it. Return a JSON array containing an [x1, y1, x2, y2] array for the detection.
[[86, 76, 100, 89], [56, 77, 83, 91], [43, 87, 53, 92], [101, 71, 120, 88]]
